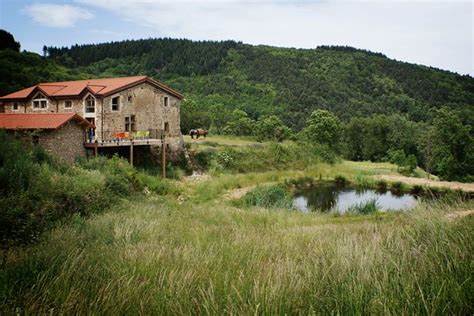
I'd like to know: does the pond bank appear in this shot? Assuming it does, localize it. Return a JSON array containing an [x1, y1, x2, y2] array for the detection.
[[374, 174, 474, 192]]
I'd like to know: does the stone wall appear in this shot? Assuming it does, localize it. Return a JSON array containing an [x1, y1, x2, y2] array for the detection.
[[100, 82, 181, 141], [38, 121, 87, 163]]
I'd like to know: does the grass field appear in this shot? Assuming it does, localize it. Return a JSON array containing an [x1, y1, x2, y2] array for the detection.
[[1, 137, 473, 314]]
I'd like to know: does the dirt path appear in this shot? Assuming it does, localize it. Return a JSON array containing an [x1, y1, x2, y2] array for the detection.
[[223, 182, 279, 200], [223, 186, 256, 200], [374, 175, 474, 192], [446, 210, 474, 220]]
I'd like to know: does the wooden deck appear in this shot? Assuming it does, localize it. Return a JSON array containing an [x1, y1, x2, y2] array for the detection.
[[84, 139, 163, 148]]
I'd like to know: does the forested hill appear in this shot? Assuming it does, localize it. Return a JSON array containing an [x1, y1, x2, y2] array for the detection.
[[43, 38, 474, 130]]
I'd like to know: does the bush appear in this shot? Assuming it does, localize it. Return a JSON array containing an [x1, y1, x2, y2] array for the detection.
[[334, 175, 348, 186], [240, 185, 293, 209], [375, 180, 388, 192], [255, 115, 292, 142], [390, 181, 405, 195], [410, 185, 424, 195], [388, 149, 418, 176]]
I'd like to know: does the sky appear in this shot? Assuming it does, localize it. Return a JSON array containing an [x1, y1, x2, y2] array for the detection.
[[0, 0, 472, 76]]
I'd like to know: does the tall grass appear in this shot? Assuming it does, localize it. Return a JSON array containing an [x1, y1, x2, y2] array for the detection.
[[0, 133, 176, 246], [347, 199, 378, 214], [237, 184, 293, 209], [0, 197, 472, 314], [191, 141, 334, 174]]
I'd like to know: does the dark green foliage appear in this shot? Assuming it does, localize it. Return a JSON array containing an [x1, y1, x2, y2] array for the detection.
[[334, 175, 348, 186], [344, 114, 419, 162], [222, 110, 255, 136], [421, 107, 473, 181], [410, 185, 425, 196], [375, 180, 388, 193], [300, 109, 342, 151], [388, 149, 418, 176], [239, 184, 293, 209], [255, 115, 292, 142], [390, 182, 405, 195], [0, 29, 20, 52], [0, 49, 87, 96]]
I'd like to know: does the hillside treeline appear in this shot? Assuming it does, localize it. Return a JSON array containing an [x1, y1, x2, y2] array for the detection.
[[45, 38, 474, 129]]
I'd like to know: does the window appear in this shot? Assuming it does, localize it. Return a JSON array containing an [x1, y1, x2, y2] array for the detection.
[[32, 135, 39, 145], [32, 93, 48, 110], [111, 96, 120, 111], [12, 102, 19, 111], [125, 117, 130, 132], [128, 95, 132, 102], [130, 115, 136, 131], [125, 115, 136, 132], [85, 95, 95, 113], [64, 100, 72, 109], [164, 122, 169, 133], [164, 96, 169, 107]]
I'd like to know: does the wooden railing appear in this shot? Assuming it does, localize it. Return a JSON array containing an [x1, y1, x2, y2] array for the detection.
[[86, 129, 164, 143]]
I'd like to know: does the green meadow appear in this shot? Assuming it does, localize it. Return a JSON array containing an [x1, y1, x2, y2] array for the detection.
[[1, 135, 473, 314]]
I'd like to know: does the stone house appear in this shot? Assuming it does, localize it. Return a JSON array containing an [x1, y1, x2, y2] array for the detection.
[[0, 76, 184, 164], [0, 113, 93, 163]]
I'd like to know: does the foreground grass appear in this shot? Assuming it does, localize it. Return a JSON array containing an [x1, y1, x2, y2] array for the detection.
[[1, 193, 472, 314]]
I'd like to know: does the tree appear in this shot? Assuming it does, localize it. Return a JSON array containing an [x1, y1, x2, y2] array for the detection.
[[255, 115, 291, 142], [0, 29, 20, 52], [425, 107, 473, 181], [222, 109, 255, 136], [301, 109, 342, 151], [343, 117, 365, 160]]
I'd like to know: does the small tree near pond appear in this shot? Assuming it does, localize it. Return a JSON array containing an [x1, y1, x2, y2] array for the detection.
[[300, 109, 342, 152], [255, 115, 292, 142]]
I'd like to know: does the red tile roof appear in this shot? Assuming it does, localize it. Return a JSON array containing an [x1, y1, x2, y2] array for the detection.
[[0, 113, 93, 130], [0, 76, 183, 101]]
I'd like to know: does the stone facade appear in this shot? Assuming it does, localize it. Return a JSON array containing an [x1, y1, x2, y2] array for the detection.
[[100, 83, 181, 140], [38, 121, 87, 163], [11, 121, 87, 164]]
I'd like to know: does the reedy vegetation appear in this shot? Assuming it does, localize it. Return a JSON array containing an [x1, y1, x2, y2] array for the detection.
[[1, 190, 472, 314]]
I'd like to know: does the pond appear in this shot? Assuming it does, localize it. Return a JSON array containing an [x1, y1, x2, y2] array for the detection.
[[293, 184, 418, 213]]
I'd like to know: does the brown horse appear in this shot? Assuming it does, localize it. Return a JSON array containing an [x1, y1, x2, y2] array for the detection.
[[189, 129, 208, 139]]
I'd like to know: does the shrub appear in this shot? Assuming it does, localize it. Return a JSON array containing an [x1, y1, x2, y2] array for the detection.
[[410, 185, 424, 195], [375, 180, 388, 192], [334, 175, 347, 186], [240, 185, 293, 209], [255, 115, 292, 142], [285, 176, 315, 188], [390, 181, 405, 195]]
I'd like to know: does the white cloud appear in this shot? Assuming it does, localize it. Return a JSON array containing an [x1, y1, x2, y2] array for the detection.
[[24, 4, 93, 28], [76, 0, 472, 75]]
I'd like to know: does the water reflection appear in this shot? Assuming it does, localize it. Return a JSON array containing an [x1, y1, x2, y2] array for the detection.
[[293, 185, 417, 213]]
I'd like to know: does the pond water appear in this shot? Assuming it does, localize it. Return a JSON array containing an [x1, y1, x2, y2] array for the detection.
[[293, 185, 418, 213]]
